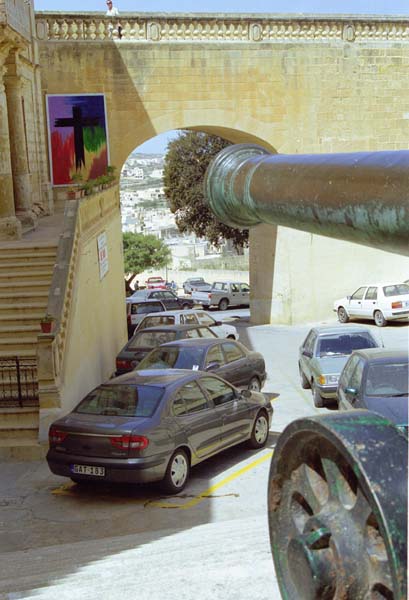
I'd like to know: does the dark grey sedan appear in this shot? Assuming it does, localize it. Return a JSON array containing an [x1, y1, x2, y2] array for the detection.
[[115, 324, 217, 376], [337, 349, 408, 428], [47, 370, 273, 493], [137, 338, 266, 391]]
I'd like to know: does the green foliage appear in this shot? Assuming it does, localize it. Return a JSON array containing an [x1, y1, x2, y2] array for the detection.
[[163, 131, 248, 249], [123, 232, 171, 275]]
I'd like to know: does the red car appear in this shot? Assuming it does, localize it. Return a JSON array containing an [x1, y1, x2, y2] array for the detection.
[[145, 276, 167, 290]]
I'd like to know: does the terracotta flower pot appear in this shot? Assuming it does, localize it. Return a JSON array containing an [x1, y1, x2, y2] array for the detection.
[[40, 320, 53, 334]]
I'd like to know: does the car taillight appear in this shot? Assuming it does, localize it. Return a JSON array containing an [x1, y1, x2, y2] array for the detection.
[[127, 313, 131, 325], [49, 426, 68, 445], [116, 359, 133, 370], [208, 293, 212, 299], [110, 435, 149, 451], [392, 301, 402, 309]]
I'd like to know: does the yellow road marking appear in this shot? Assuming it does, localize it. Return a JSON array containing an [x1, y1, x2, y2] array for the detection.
[[147, 450, 274, 510]]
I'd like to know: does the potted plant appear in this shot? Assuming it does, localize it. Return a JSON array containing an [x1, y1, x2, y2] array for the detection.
[[40, 314, 54, 334], [67, 172, 84, 199]]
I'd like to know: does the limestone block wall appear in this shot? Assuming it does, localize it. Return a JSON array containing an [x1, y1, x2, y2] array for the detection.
[[36, 14, 409, 323]]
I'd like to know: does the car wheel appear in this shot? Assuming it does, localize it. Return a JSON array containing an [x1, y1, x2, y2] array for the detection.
[[248, 376, 261, 392], [337, 306, 349, 323], [227, 334, 236, 340], [298, 363, 310, 389], [248, 411, 269, 448], [161, 449, 190, 494], [182, 303, 190, 310], [374, 310, 387, 327], [311, 380, 324, 408], [218, 298, 229, 311]]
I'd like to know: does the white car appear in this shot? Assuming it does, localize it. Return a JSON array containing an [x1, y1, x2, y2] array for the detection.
[[135, 309, 239, 339], [334, 282, 409, 327]]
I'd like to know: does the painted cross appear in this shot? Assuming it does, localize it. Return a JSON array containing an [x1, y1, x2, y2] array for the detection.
[[54, 106, 99, 170]]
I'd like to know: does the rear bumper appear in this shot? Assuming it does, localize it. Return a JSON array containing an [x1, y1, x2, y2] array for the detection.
[[387, 310, 409, 320], [47, 450, 168, 484]]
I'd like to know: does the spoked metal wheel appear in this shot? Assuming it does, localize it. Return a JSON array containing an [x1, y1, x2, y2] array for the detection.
[[267, 411, 407, 600]]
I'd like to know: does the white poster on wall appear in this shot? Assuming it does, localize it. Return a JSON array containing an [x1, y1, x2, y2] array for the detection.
[[97, 231, 109, 280]]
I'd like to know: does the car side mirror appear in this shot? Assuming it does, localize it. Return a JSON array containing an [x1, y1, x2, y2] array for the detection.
[[212, 321, 222, 326], [347, 295, 352, 300], [205, 361, 220, 371], [302, 350, 313, 358], [345, 386, 357, 397], [241, 389, 252, 399]]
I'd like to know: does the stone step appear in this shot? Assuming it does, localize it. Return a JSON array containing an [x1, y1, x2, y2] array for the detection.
[[0, 324, 40, 338], [0, 291, 49, 301], [0, 242, 57, 254], [0, 407, 39, 428], [0, 348, 36, 359], [0, 270, 53, 282], [0, 439, 46, 461], [0, 426, 38, 440], [0, 251, 56, 261], [0, 280, 51, 293], [0, 337, 38, 352], [0, 313, 44, 327], [0, 302, 47, 316], [0, 260, 55, 274]]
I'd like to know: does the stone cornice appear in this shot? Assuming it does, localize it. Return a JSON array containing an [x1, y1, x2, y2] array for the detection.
[[34, 12, 409, 43]]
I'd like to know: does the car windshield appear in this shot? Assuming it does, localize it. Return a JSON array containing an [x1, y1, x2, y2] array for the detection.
[[317, 332, 377, 357], [135, 304, 162, 315], [128, 331, 178, 349], [139, 347, 206, 370], [383, 284, 409, 296], [365, 362, 409, 397], [140, 316, 175, 329], [75, 385, 164, 417], [130, 291, 147, 300]]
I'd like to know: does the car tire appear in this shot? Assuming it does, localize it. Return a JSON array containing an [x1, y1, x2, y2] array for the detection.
[[248, 376, 261, 392], [298, 364, 310, 389], [311, 380, 324, 408], [248, 411, 269, 449], [337, 307, 349, 324], [218, 298, 229, 311], [161, 449, 190, 494], [374, 310, 387, 327], [182, 303, 190, 310], [227, 334, 236, 340]]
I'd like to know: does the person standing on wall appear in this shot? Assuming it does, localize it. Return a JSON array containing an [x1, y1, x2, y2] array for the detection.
[[105, 0, 122, 39]]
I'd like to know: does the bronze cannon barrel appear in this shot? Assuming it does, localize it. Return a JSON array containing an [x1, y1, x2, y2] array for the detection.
[[204, 144, 409, 255]]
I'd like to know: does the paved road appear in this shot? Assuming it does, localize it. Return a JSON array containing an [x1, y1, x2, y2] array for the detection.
[[0, 317, 407, 599]]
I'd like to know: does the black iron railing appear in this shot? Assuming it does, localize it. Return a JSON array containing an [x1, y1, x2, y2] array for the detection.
[[0, 357, 39, 407]]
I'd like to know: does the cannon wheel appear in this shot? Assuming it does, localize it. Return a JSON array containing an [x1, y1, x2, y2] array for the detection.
[[267, 411, 407, 600]]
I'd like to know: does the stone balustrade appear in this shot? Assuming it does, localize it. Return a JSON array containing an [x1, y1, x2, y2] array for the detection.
[[34, 13, 409, 43]]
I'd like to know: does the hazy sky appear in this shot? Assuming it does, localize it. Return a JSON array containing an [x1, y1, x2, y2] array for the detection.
[[36, 0, 408, 153], [35, 0, 409, 14]]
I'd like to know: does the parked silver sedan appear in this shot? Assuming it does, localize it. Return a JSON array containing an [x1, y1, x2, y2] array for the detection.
[[47, 370, 273, 494], [298, 325, 380, 407]]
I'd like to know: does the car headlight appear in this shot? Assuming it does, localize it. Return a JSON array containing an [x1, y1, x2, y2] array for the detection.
[[318, 374, 339, 385]]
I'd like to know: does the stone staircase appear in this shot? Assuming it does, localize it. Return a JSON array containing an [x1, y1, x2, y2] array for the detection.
[[0, 243, 57, 459]]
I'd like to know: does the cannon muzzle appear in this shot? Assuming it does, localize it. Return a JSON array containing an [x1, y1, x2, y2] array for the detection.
[[204, 144, 409, 255]]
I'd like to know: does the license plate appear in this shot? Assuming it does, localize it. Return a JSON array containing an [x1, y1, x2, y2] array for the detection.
[[71, 464, 105, 476]]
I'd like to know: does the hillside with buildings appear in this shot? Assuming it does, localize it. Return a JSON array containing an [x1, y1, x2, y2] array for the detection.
[[120, 151, 249, 273]]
